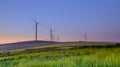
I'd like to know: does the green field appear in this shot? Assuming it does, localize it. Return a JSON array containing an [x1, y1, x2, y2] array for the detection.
[[0, 42, 120, 67]]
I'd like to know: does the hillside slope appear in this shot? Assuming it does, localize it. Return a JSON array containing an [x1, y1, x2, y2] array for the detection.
[[0, 41, 58, 51]]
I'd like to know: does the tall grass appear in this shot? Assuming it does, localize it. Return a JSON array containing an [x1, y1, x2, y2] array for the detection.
[[0, 48, 120, 67]]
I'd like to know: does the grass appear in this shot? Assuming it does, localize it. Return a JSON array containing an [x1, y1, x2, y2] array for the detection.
[[0, 42, 120, 67]]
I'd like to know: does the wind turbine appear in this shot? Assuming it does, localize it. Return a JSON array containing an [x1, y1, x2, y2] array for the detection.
[[50, 29, 53, 42], [34, 20, 40, 41], [50, 28, 56, 42], [84, 34, 87, 42]]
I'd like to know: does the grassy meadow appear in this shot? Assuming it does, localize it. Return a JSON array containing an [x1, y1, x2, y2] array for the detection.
[[0, 42, 120, 67]]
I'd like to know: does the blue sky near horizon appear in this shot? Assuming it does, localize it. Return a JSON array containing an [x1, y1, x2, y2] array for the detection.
[[0, 0, 120, 44]]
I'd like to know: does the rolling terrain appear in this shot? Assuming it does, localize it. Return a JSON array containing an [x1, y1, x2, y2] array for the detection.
[[0, 41, 58, 51], [0, 41, 117, 51], [0, 41, 120, 67]]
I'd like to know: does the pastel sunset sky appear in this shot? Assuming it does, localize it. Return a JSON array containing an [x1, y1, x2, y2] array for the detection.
[[0, 0, 120, 44]]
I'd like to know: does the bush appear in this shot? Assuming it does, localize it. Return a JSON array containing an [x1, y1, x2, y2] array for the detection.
[[115, 43, 120, 47]]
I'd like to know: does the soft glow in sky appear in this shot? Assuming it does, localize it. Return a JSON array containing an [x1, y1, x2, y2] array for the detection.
[[0, 0, 120, 44]]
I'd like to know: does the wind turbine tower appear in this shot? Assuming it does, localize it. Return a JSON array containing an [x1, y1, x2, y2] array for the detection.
[[84, 34, 87, 42], [34, 21, 39, 41], [50, 29, 53, 42]]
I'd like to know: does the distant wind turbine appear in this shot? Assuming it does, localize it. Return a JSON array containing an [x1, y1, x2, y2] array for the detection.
[[34, 20, 40, 41], [84, 34, 87, 42], [50, 29, 53, 42]]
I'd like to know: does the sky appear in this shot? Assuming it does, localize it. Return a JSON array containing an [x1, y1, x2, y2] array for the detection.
[[0, 0, 120, 44]]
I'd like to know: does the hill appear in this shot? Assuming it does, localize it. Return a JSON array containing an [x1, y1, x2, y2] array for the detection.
[[0, 42, 120, 67], [0, 41, 119, 51], [0, 40, 58, 51]]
